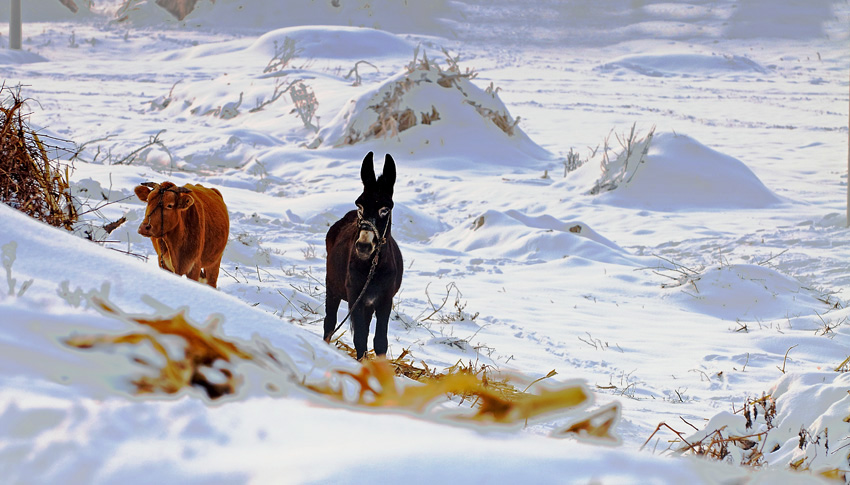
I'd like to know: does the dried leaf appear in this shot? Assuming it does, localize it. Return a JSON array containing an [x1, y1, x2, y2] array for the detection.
[[308, 358, 590, 426], [65, 296, 254, 398], [553, 402, 620, 440]]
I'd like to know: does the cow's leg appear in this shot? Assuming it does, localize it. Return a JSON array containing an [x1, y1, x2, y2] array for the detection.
[[204, 257, 222, 288], [323, 290, 341, 343], [352, 305, 374, 360], [373, 302, 391, 357], [186, 262, 202, 282]]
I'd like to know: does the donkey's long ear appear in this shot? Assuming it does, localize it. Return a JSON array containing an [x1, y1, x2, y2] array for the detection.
[[377, 154, 396, 196], [360, 151, 377, 190]]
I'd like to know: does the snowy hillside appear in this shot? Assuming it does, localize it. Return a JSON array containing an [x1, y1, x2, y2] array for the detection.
[[0, 0, 848, 482]]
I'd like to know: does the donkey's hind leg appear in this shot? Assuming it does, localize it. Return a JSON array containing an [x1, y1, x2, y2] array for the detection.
[[323, 291, 342, 343]]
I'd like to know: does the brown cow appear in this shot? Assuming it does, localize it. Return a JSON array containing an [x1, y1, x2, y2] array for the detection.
[[134, 181, 229, 288]]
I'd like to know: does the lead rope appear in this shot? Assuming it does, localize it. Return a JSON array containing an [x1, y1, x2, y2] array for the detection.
[[329, 212, 391, 339]]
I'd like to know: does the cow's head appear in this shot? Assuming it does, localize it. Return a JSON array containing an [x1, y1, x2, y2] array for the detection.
[[353, 152, 396, 259], [134, 182, 194, 238]]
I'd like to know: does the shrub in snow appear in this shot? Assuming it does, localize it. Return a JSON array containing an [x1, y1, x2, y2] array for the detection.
[[577, 129, 782, 211], [290, 82, 319, 132], [678, 372, 850, 482], [590, 124, 656, 195], [0, 86, 77, 231], [311, 48, 522, 148]]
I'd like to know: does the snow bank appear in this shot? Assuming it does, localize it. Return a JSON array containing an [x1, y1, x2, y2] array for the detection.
[[0, 202, 804, 484], [0, 203, 345, 381], [666, 263, 827, 321], [247, 26, 414, 60], [0, 49, 49, 65], [432, 209, 635, 265], [687, 372, 850, 479], [599, 52, 767, 77], [574, 131, 782, 211], [312, 54, 552, 165]]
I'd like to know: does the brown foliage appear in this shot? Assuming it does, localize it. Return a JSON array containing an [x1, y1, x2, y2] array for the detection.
[[63, 299, 614, 439], [306, 357, 591, 426], [321, 341, 614, 437], [0, 87, 77, 230], [65, 296, 254, 399]]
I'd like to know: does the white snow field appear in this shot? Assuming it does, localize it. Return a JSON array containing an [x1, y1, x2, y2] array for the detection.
[[0, 0, 848, 483]]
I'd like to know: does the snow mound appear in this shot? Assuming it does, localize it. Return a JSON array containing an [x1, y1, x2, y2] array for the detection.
[[576, 131, 782, 211], [303, 200, 447, 244], [599, 53, 767, 77], [247, 26, 414, 60], [667, 264, 825, 321], [0, 49, 48, 65], [311, 53, 551, 165], [432, 209, 634, 265]]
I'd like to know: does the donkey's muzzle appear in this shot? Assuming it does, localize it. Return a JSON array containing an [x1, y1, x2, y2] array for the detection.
[[355, 229, 377, 259]]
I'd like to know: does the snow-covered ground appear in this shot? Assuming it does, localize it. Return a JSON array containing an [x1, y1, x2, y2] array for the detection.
[[0, 0, 848, 482]]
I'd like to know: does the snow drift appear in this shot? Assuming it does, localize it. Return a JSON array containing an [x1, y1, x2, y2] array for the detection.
[[599, 52, 768, 77], [311, 50, 552, 165], [573, 131, 783, 211], [433, 209, 635, 265]]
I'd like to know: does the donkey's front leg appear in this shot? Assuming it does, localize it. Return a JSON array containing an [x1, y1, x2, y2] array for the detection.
[[323, 291, 341, 343], [352, 305, 374, 360], [373, 303, 391, 357]]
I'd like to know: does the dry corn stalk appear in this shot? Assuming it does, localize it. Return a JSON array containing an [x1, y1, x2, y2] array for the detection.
[[307, 358, 590, 426], [0, 87, 77, 230], [65, 296, 255, 399]]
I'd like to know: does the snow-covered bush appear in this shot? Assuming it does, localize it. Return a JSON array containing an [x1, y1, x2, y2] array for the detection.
[[311, 48, 523, 148], [678, 372, 850, 482], [590, 124, 656, 195]]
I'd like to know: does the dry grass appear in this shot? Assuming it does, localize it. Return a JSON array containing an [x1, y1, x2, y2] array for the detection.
[[308, 351, 591, 427], [63, 298, 615, 438], [643, 393, 777, 464], [65, 296, 255, 399], [835, 354, 850, 372], [344, 47, 516, 144], [325, 340, 615, 437], [0, 86, 77, 230], [590, 123, 656, 195]]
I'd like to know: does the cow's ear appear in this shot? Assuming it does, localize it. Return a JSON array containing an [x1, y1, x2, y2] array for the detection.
[[177, 194, 195, 210], [135, 185, 152, 202]]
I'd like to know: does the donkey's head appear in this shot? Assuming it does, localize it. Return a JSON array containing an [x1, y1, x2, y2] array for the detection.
[[134, 181, 194, 238], [353, 152, 396, 260]]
